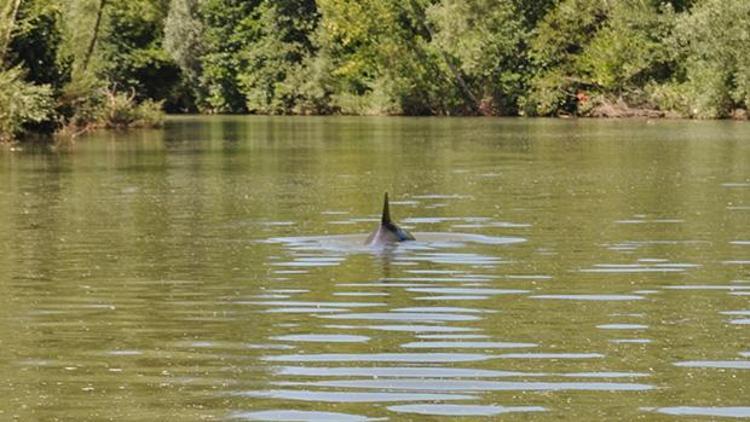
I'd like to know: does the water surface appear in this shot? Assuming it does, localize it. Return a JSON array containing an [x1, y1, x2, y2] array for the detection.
[[1, 116, 749, 420]]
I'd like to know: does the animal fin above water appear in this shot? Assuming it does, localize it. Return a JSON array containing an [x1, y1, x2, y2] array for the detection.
[[366, 192, 415, 245], [382, 192, 391, 224]]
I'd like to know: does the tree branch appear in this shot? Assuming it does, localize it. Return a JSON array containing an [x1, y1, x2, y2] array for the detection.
[[82, 0, 107, 72], [406, 0, 479, 111], [0, 0, 23, 66]]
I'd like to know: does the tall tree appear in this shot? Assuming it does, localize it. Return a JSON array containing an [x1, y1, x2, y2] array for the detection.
[[7, 0, 68, 88], [426, 0, 528, 114], [197, 0, 261, 113], [522, 0, 609, 115], [236, 0, 319, 113], [165, 0, 203, 85], [81, 0, 107, 72], [410, 0, 479, 113], [664, 0, 750, 117], [317, 0, 451, 115], [100, 0, 180, 103], [0, 0, 23, 65]]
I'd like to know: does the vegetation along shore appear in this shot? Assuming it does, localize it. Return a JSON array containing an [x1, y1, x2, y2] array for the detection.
[[1, 0, 748, 143]]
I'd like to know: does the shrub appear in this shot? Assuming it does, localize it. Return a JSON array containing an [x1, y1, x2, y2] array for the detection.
[[57, 75, 107, 130], [0, 67, 54, 142], [57, 78, 165, 135], [100, 90, 165, 128], [523, 0, 608, 116], [664, 0, 750, 118]]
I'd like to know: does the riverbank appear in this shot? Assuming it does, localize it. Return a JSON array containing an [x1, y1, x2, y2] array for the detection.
[[583, 98, 748, 120], [6, 105, 750, 146], [3, 0, 749, 146]]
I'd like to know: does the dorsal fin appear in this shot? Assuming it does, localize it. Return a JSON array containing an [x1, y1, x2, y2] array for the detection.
[[382, 192, 391, 224]]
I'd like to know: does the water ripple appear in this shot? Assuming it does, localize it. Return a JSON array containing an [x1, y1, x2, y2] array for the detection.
[[229, 410, 375, 421], [274, 366, 538, 378], [282, 379, 655, 392], [266, 232, 525, 253], [663, 285, 750, 291], [406, 288, 529, 295], [263, 353, 494, 363], [271, 334, 370, 343], [325, 324, 479, 333], [387, 404, 546, 416], [239, 301, 384, 308], [320, 312, 481, 322], [674, 361, 750, 369], [232, 389, 476, 403], [597, 324, 648, 330], [531, 294, 644, 301], [401, 341, 537, 349], [415, 295, 491, 301], [498, 353, 604, 359], [644, 407, 750, 417], [391, 306, 494, 313]]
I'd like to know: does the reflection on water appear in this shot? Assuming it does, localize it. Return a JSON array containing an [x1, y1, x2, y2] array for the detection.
[[232, 390, 477, 403], [2, 116, 750, 420], [531, 294, 645, 301], [644, 407, 750, 418], [388, 403, 546, 417], [263, 353, 496, 363], [270, 334, 370, 343], [674, 361, 750, 369], [229, 409, 377, 421], [279, 379, 655, 392]]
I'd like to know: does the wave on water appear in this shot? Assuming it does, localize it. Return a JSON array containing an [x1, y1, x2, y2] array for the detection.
[[265, 232, 526, 253]]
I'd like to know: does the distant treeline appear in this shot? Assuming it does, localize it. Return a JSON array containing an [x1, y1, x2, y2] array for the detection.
[[1, 0, 749, 141]]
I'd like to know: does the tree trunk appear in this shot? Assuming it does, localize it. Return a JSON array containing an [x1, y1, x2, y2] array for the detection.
[[405, 0, 479, 113], [0, 0, 23, 66], [81, 0, 107, 72]]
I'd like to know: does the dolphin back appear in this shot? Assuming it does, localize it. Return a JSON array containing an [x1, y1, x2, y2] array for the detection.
[[365, 192, 415, 245]]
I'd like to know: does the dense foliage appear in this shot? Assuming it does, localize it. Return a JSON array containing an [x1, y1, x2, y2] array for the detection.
[[0, 66, 54, 142], [1, 0, 749, 141]]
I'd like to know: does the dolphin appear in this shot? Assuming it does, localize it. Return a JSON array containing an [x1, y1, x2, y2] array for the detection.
[[365, 193, 415, 246]]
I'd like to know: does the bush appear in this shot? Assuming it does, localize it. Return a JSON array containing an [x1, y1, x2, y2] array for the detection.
[[332, 76, 402, 115], [0, 67, 54, 142], [663, 0, 750, 118], [57, 75, 107, 130], [523, 0, 608, 116], [57, 78, 165, 134], [100, 91, 165, 128]]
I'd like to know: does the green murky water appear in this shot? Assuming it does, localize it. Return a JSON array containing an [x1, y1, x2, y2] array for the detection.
[[1, 116, 749, 420]]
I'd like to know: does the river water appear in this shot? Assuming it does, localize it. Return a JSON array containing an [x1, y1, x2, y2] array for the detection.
[[1, 116, 749, 420]]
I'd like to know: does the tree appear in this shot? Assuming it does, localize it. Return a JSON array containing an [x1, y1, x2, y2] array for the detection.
[[236, 0, 319, 114], [427, 0, 528, 114], [522, 0, 609, 116], [4, 0, 68, 87], [165, 0, 204, 108], [578, 1, 675, 95], [316, 0, 452, 115], [660, 0, 750, 118], [100, 0, 181, 104], [0, 66, 54, 142], [63, 0, 108, 79], [81, 0, 106, 72], [0, 0, 23, 65], [0, 0, 62, 139], [196, 0, 261, 113]]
